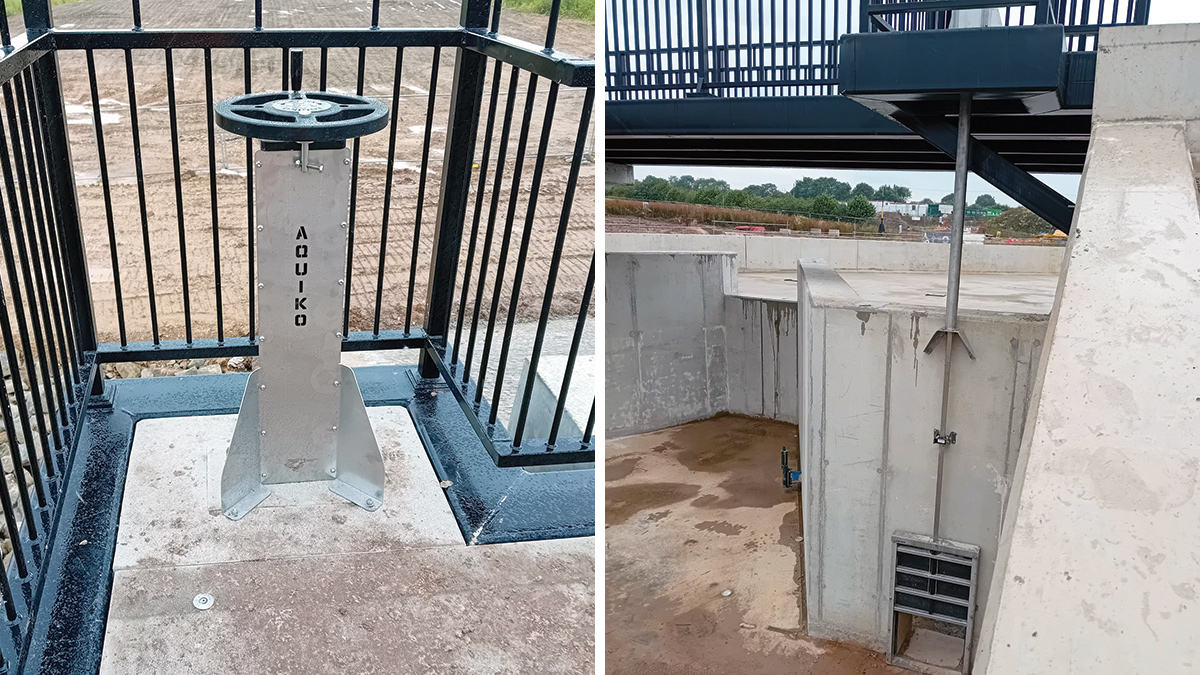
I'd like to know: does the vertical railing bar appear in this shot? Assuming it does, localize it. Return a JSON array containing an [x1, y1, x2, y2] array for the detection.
[[255, 0, 263, 29], [464, 65, 518, 386], [319, 47, 329, 91], [0, 285, 39, 559], [165, 49, 192, 344], [404, 47, 441, 334], [490, 0, 503, 33], [9, 76, 67, 471], [244, 48, 256, 343], [0, 8, 10, 53], [30, 57, 94, 378], [26, 65, 82, 385], [280, 48, 289, 91], [204, 48, 224, 343], [548, 254, 593, 445], [807, 0, 813, 95], [474, 67, 529, 401], [581, 398, 595, 444], [487, 81, 559, 427], [125, 49, 159, 346], [0, 343, 28, 584], [372, 46, 405, 336], [512, 85, 590, 445], [0, 99, 49, 510], [545, 0, 562, 50], [22, 69, 77, 404], [651, 0, 661, 99], [341, 47, 368, 337], [452, 59, 502, 366], [86, 51, 127, 347], [372, 0, 382, 28], [132, 0, 143, 29]]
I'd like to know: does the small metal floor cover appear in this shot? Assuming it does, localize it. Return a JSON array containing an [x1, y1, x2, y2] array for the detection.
[[888, 531, 980, 675]]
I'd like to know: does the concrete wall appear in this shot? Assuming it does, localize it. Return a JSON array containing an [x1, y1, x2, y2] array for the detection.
[[977, 24, 1200, 674], [798, 261, 1048, 651], [605, 252, 734, 437], [725, 296, 798, 423], [605, 252, 800, 435], [606, 232, 1065, 274]]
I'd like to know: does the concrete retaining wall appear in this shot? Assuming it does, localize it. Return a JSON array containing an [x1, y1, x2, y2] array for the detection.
[[977, 24, 1200, 674], [606, 232, 1065, 274], [798, 261, 1049, 652], [605, 252, 734, 437]]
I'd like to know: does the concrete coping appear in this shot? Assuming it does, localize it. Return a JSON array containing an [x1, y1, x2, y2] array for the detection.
[[799, 260, 1052, 323], [604, 250, 739, 258]]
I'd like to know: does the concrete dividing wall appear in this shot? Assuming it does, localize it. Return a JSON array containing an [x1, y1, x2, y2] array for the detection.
[[725, 296, 798, 423], [798, 262, 1048, 651], [605, 252, 734, 437], [606, 232, 1065, 274], [976, 24, 1200, 674]]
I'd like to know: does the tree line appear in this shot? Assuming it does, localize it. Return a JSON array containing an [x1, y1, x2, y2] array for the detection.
[[607, 174, 1012, 222]]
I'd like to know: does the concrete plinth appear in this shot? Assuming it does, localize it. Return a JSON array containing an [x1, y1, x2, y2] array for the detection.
[[975, 24, 1200, 674], [101, 409, 594, 674]]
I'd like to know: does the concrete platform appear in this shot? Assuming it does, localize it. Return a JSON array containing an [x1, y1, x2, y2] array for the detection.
[[739, 269, 1058, 314], [605, 415, 900, 675], [101, 409, 594, 674]]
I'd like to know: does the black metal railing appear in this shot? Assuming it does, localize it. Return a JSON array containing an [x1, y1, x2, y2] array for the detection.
[[0, 0, 595, 666], [605, 0, 1150, 99]]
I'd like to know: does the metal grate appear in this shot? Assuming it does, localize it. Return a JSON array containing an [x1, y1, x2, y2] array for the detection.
[[889, 532, 979, 675]]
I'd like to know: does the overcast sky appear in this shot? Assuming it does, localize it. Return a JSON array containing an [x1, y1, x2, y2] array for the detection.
[[632, 0, 1199, 205]]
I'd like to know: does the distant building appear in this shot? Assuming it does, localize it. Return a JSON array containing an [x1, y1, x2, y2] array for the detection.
[[870, 201, 926, 217]]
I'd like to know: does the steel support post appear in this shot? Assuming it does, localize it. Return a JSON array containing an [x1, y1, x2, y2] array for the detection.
[[32, 55, 98, 365], [418, 0, 491, 378], [929, 92, 973, 538]]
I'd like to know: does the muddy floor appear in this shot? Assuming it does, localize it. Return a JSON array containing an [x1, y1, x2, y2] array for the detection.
[[605, 415, 902, 675], [15, 0, 595, 345]]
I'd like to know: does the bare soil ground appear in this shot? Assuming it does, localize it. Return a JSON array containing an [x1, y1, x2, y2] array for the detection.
[[31, 0, 595, 344], [606, 415, 903, 675]]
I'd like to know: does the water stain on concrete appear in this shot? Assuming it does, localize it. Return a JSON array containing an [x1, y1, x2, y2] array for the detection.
[[606, 482, 702, 526], [695, 520, 746, 536], [607, 456, 642, 482]]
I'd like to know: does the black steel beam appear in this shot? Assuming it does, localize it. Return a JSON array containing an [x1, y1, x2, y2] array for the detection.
[[890, 107, 1075, 231]]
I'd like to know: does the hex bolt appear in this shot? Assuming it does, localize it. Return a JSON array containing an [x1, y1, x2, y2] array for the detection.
[[255, 161, 262, 168], [259, 384, 266, 390], [331, 425, 338, 431], [258, 283, 264, 289], [343, 158, 351, 165], [257, 225, 264, 231], [328, 467, 337, 476], [260, 430, 266, 436], [261, 472, 267, 479], [335, 332, 343, 339], [365, 498, 375, 508], [229, 509, 239, 518], [334, 380, 340, 387], [340, 221, 347, 229], [338, 279, 344, 285]]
